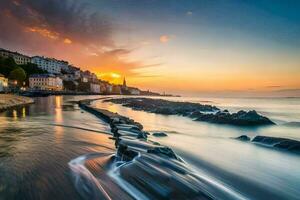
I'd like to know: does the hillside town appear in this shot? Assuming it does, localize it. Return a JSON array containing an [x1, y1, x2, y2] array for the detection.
[[0, 48, 158, 96]]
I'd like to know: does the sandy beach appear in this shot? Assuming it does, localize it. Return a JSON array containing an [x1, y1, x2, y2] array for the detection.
[[0, 94, 34, 112]]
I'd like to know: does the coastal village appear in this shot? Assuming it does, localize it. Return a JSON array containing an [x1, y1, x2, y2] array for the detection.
[[0, 47, 158, 96]]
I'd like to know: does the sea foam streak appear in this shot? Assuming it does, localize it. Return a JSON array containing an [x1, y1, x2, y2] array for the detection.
[[68, 153, 112, 200]]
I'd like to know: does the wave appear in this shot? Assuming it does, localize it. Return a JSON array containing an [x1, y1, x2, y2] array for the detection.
[[68, 146, 250, 200], [68, 153, 113, 200]]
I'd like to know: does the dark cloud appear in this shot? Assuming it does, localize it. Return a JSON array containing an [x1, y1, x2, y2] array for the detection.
[[0, 0, 113, 51]]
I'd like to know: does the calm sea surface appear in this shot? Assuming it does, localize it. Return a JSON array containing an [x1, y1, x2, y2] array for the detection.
[[0, 95, 300, 200]]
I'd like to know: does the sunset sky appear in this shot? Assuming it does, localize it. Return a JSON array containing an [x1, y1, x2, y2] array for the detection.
[[0, 0, 299, 96]]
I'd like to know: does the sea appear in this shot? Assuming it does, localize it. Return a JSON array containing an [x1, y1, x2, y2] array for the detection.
[[0, 95, 299, 200]]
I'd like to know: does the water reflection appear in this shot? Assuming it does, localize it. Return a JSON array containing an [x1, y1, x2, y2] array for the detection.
[[0, 96, 113, 200]]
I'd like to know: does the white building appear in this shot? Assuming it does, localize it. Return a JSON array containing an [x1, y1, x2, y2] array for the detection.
[[0, 73, 8, 92], [129, 88, 140, 95], [106, 84, 113, 93], [61, 73, 76, 81], [29, 74, 63, 91], [90, 83, 100, 93], [31, 56, 68, 74], [0, 48, 31, 65]]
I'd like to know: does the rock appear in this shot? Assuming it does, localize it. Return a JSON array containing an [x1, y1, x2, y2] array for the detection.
[[252, 136, 300, 153], [147, 147, 178, 159], [105, 98, 274, 126], [235, 135, 250, 141], [104, 98, 220, 115], [152, 132, 168, 137], [115, 151, 212, 199], [194, 110, 275, 126]]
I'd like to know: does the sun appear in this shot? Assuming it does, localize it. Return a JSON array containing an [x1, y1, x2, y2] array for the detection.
[[111, 73, 121, 78]]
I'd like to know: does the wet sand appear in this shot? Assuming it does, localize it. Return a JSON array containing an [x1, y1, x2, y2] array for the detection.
[[0, 94, 34, 112]]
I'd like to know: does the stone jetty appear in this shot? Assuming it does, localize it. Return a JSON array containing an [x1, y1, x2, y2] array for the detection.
[[78, 99, 214, 199]]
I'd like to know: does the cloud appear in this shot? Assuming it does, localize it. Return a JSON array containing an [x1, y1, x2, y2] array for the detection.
[[160, 35, 172, 43], [104, 48, 132, 56], [63, 38, 72, 44], [0, 0, 113, 48], [186, 11, 193, 16], [265, 85, 281, 88], [0, 0, 151, 80]]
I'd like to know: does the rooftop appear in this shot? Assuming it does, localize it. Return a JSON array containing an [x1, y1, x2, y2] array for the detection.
[[31, 56, 68, 64], [0, 48, 30, 58], [29, 74, 56, 78]]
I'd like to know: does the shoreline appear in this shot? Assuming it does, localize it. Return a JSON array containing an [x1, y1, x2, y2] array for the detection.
[[19, 90, 178, 97], [0, 94, 34, 112]]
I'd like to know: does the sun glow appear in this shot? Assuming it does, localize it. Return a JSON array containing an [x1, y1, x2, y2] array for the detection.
[[97, 72, 122, 84], [111, 73, 121, 78]]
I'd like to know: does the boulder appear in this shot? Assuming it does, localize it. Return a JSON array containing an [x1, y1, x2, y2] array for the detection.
[[152, 132, 168, 137], [235, 135, 251, 141], [252, 135, 300, 153]]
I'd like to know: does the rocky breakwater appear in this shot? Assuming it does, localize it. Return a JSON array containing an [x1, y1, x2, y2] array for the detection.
[[77, 99, 222, 199], [104, 98, 275, 126], [0, 94, 34, 112]]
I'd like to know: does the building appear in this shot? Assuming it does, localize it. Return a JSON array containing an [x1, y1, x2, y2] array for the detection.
[[112, 85, 121, 94], [106, 84, 113, 93], [74, 70, 81, 80], [122, 77, 127, 90], [31, 56, 68, 74], [0, 48, 31, 65], [29, 74, 63, 91], [129, 87, 140, 95], [90, 83, 100, 93], [90, 73, 98, 82], [0, 73, 8, 92], [61, 73, 74, 81]]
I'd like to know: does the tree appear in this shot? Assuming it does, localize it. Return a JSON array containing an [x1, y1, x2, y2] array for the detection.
[[0, 57, 18, 77], [9, 67, 26, 86], [20, 63, 46, 75], [63, 80, 77, 91], [77, 81, 90, 92]]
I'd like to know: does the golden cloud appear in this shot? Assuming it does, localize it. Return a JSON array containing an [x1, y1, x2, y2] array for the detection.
[[160, 35, 172, 43], [26, 27, 59, 40], [63, 38, 72, 44]]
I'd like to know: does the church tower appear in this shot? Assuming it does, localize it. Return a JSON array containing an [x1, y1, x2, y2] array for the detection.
[[122, 77, 127, 89]]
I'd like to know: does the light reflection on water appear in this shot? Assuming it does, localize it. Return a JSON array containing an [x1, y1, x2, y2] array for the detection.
[[0, 96, 113, 200], [93, 96, 300, 200]]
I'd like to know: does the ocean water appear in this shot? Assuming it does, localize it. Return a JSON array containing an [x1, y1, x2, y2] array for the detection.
[[0, 96, 114, 199], [0, 95, 299, 200], [92, 96, 300, 200]]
